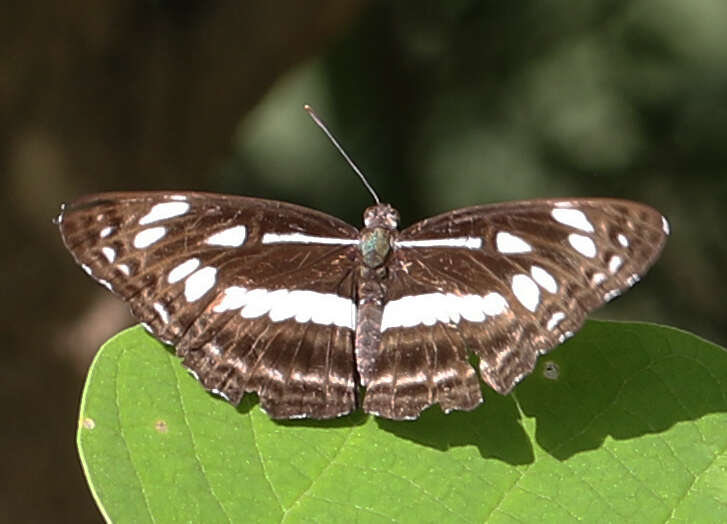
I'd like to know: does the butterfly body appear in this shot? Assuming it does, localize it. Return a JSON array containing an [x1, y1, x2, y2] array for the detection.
[[355, 203, 398, 388], [57, 192, 668, 420]]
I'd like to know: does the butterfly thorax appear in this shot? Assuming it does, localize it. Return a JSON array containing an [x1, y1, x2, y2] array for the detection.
[[360, 228, 391, 268], [360, 203, 399, 268]]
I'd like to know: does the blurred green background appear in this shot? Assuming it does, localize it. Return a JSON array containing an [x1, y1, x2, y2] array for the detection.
[[2, 1, 725, 521]]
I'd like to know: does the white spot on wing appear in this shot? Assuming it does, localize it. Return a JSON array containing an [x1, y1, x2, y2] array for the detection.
[[455, 295, 482, 322], [662, 216, 670, 235], [617, 233, 629, 248], [168, 258, 200, 283], [382, 294, 440, 329], [310, 291, 342, 325], [270, 290, 302, 322], [558, 330, 574, 343], [530, 265, 557, 293], [240, 288, 275, 318], [592, 272, 607, 285], [273, 290, 315, 322], [117, 264, 130, 276], [547, 311, 566, 331], [288, 290, 354, 328], [101, 247, 116, 263], [81, 264, 93, 276], [291, 292, 313, 323], [210, 388, 230, 401], [170, 195, 187, 201], [184, 266, 217, 302], [205, 225, 247, 247], [496, 232, 532, 254], [626, 273, 640, 286], [153, 302, 169, 323], [262, 233, 358, 245], [99, 226, 113, 238], [482, 292, 507, 315], [133, 227, 166, 248], [551, 208, 595, 232], [139, 202, 190, 225], [213, 286, 248, 312], [608, 255, 623, 274], [512, 274, 540, 312], [604, 289, 621, 301], [395, 237, 482, 249], [568, 233, 597, 258]]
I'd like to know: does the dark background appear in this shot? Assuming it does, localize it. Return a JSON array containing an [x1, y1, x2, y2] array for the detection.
[[2, 1, 725, 521]]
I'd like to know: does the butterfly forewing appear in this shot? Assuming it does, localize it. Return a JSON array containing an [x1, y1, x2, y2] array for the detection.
[[58, 191, 360, 418], [361, 198, 668, 419]]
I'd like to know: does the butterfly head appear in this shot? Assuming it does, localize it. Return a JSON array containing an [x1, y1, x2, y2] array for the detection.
[[363, 204, 399, 230]]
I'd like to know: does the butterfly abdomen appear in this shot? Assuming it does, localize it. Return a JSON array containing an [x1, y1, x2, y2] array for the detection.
[[355, 268, 386, 386]]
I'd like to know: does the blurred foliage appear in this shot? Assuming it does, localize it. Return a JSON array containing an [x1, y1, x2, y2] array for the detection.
[[232, 0, 727, 345]]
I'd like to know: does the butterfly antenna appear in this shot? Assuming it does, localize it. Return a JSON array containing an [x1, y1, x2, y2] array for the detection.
[[304, 104, 381, 204]]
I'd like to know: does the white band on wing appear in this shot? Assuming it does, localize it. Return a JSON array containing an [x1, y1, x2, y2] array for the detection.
[[262, 232, 359, 245], [395, 237, 482, 249], [381, 291, 507, 331], [212, 286, 356, 329]]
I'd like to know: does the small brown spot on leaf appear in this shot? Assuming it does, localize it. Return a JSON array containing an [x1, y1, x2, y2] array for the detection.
[[155, 420, 168, 433], [543, 361, 560, 380]]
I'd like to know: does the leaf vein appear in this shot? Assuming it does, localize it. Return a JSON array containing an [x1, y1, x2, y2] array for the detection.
[[116, 341, 157, 523], [171, 356, 234, 522], [249, 412, 286, 514], [283, 426, 356, 519]]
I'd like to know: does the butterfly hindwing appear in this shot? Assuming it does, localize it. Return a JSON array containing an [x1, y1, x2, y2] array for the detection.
[[58, 191, 360, 418], [179, 312, 357, 418], [363, 321, 483, 420]]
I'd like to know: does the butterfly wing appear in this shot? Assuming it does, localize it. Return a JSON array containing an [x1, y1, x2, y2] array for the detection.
[[363, 198, 668, 419], [58, 191, 360, 419]]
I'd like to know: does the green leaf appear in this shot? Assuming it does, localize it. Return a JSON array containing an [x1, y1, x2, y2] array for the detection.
[[78, 321, 727, 523]]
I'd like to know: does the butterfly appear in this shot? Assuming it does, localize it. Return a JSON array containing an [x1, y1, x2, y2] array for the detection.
[[56, 108, 669, 420]]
